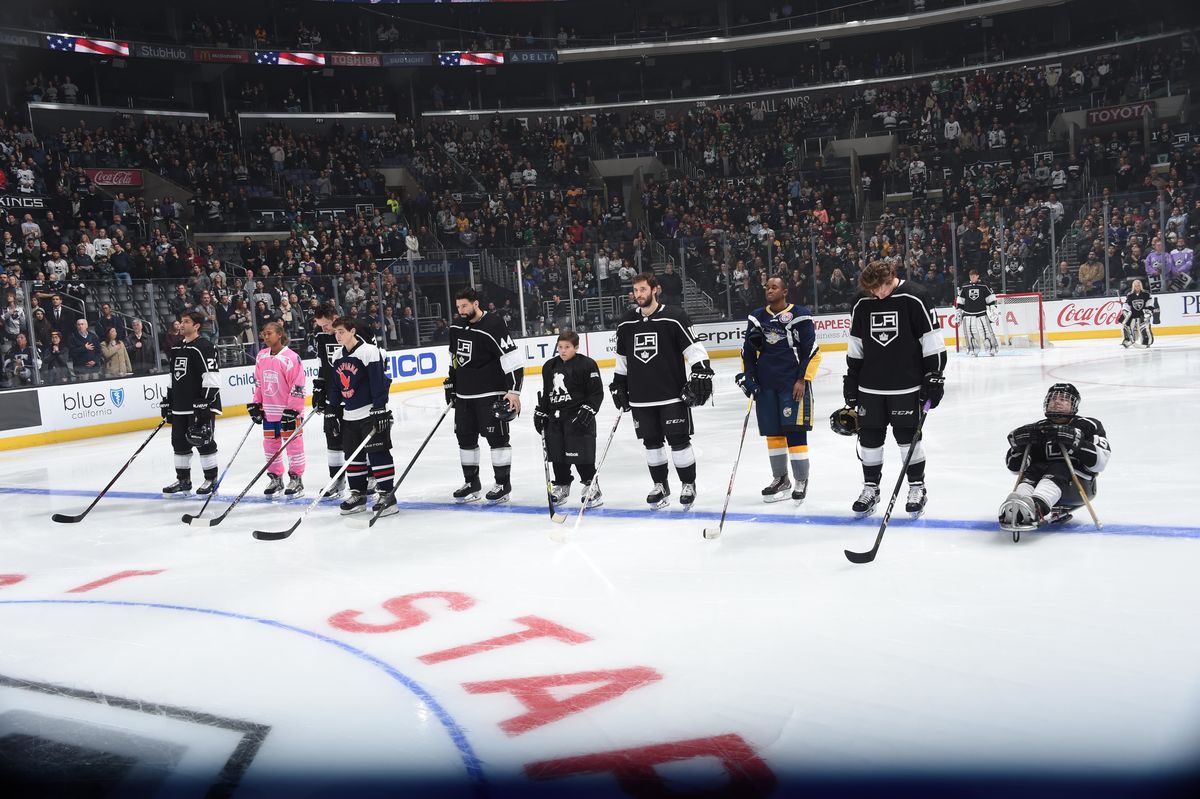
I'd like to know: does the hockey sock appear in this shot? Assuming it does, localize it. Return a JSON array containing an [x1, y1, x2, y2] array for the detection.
[[368, 451, 396, 495], [174, 452, 191, 481], [857, 437, 884, 485], [766, 435, 788, 477], [460, 447, 480, 481], [200, 452, 219, 481], [670, 444, 697, 484], [491, 446, 512, 484], [552, 462, 573, 485], [346, 459, 369, 492], [786, 432, 810, 482], [327, 448, 344, 480], [576, 463, 597, 483], [1030, 476, 1063, 510], [896, 436, 926, 483], [645, 445, 669, 485]]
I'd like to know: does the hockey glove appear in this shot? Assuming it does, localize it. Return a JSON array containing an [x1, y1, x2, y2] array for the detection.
[[280, 408, 299, 434], [311, 379, 328, 413], [570, 405, 597, 435], [443, 378, 456, 408], [1044, 423, 1082, 453], [533, 393, 550, 435], [192, 398, 212, 416], [954, 309, 963, 327], [186, 414, 214, 448], [371, 406, 393, 438], [682, 362, 715, 407], [323, 410, 341, 441], [247, 402, 264, 425], [734, 372, 759, 398], [842, 374, 859, 407], [609, 378, 630, 413], [1008, 423, 1044, 449], [159, 389, 172, 421], [920, 372, 945, 409]]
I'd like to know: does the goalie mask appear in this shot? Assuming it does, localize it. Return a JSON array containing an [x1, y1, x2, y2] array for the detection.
[[1043, 382, 1080, 422]]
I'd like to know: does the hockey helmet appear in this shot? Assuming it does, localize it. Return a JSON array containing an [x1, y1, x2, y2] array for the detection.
[[829, 405, 859, 437], [1043, 383, 1080, 421], [492, 395, 518, 422], [185, 414, 214, 448]]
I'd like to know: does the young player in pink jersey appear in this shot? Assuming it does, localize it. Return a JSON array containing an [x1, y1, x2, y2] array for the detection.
[[248, 322, 308, 498]]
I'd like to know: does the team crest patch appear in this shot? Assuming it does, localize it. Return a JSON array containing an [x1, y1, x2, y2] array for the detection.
[[456, 339, 473, 366], [968, 287, 980, 300], [634, 331, 658, 364], [778, 311, 793, 323], [173, 356, 188, 381], [764, 329, 785, 345], [782, 406, 793, 418], [262, 370, 281, 397], [869, 311, 899, 346]]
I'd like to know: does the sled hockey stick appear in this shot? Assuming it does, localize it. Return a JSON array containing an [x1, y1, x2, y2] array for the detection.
[[180, 419, 256, 523], [552, 411, 623, 543], [184, 408, 318, 527], [51, 418, 168, 524], [845, 400, 932, 564], [1061, 448, 1102, 531], [253, 427, 376, 541], [702, 395, 755, 540], [346, 403, 453, 530]]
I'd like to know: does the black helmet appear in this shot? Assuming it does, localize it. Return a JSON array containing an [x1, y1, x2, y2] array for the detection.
[[830, 405, 859, 437], [492, 395, 518, 422], [1043, 383, 1080, 420]]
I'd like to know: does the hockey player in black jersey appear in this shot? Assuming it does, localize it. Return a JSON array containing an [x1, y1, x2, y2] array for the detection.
[[311, 303, 378, 498], [446, 288, 524, 503], [999, 383, 1111, 535], [736, 276, 821, 504], [955, 269, 999, 356], [609, 272, 713, 509], [160, 310, 222, 496], [1120, 279, 1157, 348], [328, 317, 396, 517], [841, 260, 946, 518], [534, 330, 605, 508]]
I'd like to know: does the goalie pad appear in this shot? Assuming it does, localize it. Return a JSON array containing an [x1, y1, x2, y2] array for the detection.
[[998, 492, 1042, 532]]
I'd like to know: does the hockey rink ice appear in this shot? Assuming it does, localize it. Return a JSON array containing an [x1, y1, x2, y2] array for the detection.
[[1, 337, 1198, 797]]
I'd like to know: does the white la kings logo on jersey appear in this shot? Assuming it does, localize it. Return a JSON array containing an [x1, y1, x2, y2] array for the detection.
[[967, 287, 981, 301], [869, 311, 899, 346], [324, 342, 343, 363], [456, 339, 473, 366], [634, 332, 658, 364], [173, 356, 188, 381]]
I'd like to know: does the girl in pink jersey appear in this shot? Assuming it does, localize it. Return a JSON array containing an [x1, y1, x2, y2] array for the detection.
[[248, 322, 308, 497]]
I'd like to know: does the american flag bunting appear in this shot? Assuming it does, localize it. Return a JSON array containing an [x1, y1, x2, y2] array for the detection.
[[254, 51, 327, 67], [47, 35, 130, 57], [438, 52, 504, 67]]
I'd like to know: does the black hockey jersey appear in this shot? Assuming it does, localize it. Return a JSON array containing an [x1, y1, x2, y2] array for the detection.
[[1005, 415, 1111, 480], [847, 280, 946, 395], [1123, 290, 1155, 319], [329, 339, 391, 422], [742, 302, 821, 392], [168, 335, 222, 415], [313, 329, 375, 384], [956, 281, 997, 316], [540, 352, 604, 417], [613, 303, 709, 407], [448, 311, 524, 398]]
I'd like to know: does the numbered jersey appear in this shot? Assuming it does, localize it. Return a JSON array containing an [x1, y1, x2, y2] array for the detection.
[[614, 303, 708, 407], [956, 281, 997, 316], [1007, 415, 1111, 480], [847, 280, 946, 395], [448, 311, 524, 398], [168, 336, 222, 415]]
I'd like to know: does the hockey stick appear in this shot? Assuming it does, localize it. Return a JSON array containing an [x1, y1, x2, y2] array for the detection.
[[552, 411, 624, 543], [179, 419, 256, 523], [541, 431, 569, 525], [845, 400, 932, 564], [51, 418, 168, 524], [345, 403, 454, 530], [253, 427, 376, 541], [1061, 448, 1103, 531], [702, 396, 755, 540], [184, 408, 319, 527]]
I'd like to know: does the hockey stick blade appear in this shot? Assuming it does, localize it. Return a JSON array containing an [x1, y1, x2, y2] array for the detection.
[[252, 521, 300, 541], [183, 512, 222, 528], [843, 547, 877, 564], [702, 526, 723, 540], [50, 512, 85, 524]]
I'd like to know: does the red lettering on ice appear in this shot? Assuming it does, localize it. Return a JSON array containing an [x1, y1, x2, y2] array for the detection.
[[328, 591, 475, 633], [419, 615, 591, 664], [0, 574, 26, 589], [66, 569, 165, 593]]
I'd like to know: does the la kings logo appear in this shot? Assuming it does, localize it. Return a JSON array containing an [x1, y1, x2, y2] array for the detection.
[[173, 356, 189, 381], [967, 287, 981, 301], [869, 311, 899, 346], [634, 332, 658, 364], [324, 342, 343, 363], [456, 339, 473, 366]]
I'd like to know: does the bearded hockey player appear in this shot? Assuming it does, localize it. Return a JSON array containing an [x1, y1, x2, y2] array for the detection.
[[160, 310, 222, 496]]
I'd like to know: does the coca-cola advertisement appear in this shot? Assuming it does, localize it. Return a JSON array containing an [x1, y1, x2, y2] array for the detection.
[[83, 168, 143, 188], [1053, 298, 1124, 329]]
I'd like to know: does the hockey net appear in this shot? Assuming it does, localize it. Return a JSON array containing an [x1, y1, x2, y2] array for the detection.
[[956, 291, 1048, 351]]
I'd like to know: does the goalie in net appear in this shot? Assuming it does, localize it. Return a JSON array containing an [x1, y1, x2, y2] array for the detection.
[[955, 270, 999, 356], [956, 274, 1046, 353]]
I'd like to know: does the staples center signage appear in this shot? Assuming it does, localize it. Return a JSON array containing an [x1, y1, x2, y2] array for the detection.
[[1086, 101, 1155, 127], [83, 168, 143, 188]]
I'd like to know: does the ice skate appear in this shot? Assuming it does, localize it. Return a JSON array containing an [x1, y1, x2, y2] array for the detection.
[[679, 482, 697, 508], [646, 482, 670, 509], [322, 475, 345, 501], [485, 482, 512, 504], [263, 473, 285, 499], [162, 479, 192, 498], [549, 483, 571, 507], [581, 480, 603, 508], [760, 474, 791, 503], [339, 490, 369, 515], [1046, 507, 1074, 526], [284, 473, 304, 498], [792, 479, 808, 505], [905, 482, 927, 518], [372, 492, 399, 519], [195, 478, 217, 496], [852, 483, 880, 517], [453, 478, 482, 503]]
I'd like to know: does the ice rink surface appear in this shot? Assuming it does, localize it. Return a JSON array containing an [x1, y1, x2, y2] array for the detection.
[[1, 337, 1199, 797]]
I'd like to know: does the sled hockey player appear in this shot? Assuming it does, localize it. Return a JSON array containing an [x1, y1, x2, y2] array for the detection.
[[840, 260, 946, 518], [955, 269, 999, 356], [445, 288, 524, 504], [998, 383, 1110, 537], [247, 321, 307, 498], [1120, 279, 1157, 348], [160, 310, 222, 496], [534, 330, 605, 508], [735, 275, 821, 504], [610, 272, 713, 509], [328, 316, 397, 517]]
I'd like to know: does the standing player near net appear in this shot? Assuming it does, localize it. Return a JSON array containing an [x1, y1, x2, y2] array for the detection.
[[841, 260, 946, 518], [311, 304, 347, 498], [248, 321, 307, 498], [328, 316, 396, 517], [1120, 279, 1157, 348], [609, 272, 714, 509], [445, 288, 524, 504], [160, 309, 222, 496], [955, 269, 999, 356], [735, 275, 821, 504], [534, 330, 605, 508]]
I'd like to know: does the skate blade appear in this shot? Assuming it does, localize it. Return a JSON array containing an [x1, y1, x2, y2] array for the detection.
[[648, 499, 670, 510], [584, 499, 604, 509], [679, 501, 695, 511], [792, 496, 806, 506], [486, 496, 510, 505], [854, 507, 877, 519], [373, 508, 399, 519], [340, 506, 369, 516], [163, 491, 193, 499], [455, 493, 481, 503], [762, 492, 791, 504], [908, 509, 926, 519]]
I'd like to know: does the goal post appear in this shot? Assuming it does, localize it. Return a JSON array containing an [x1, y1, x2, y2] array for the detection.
[[955, 292, 1047, 351]]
